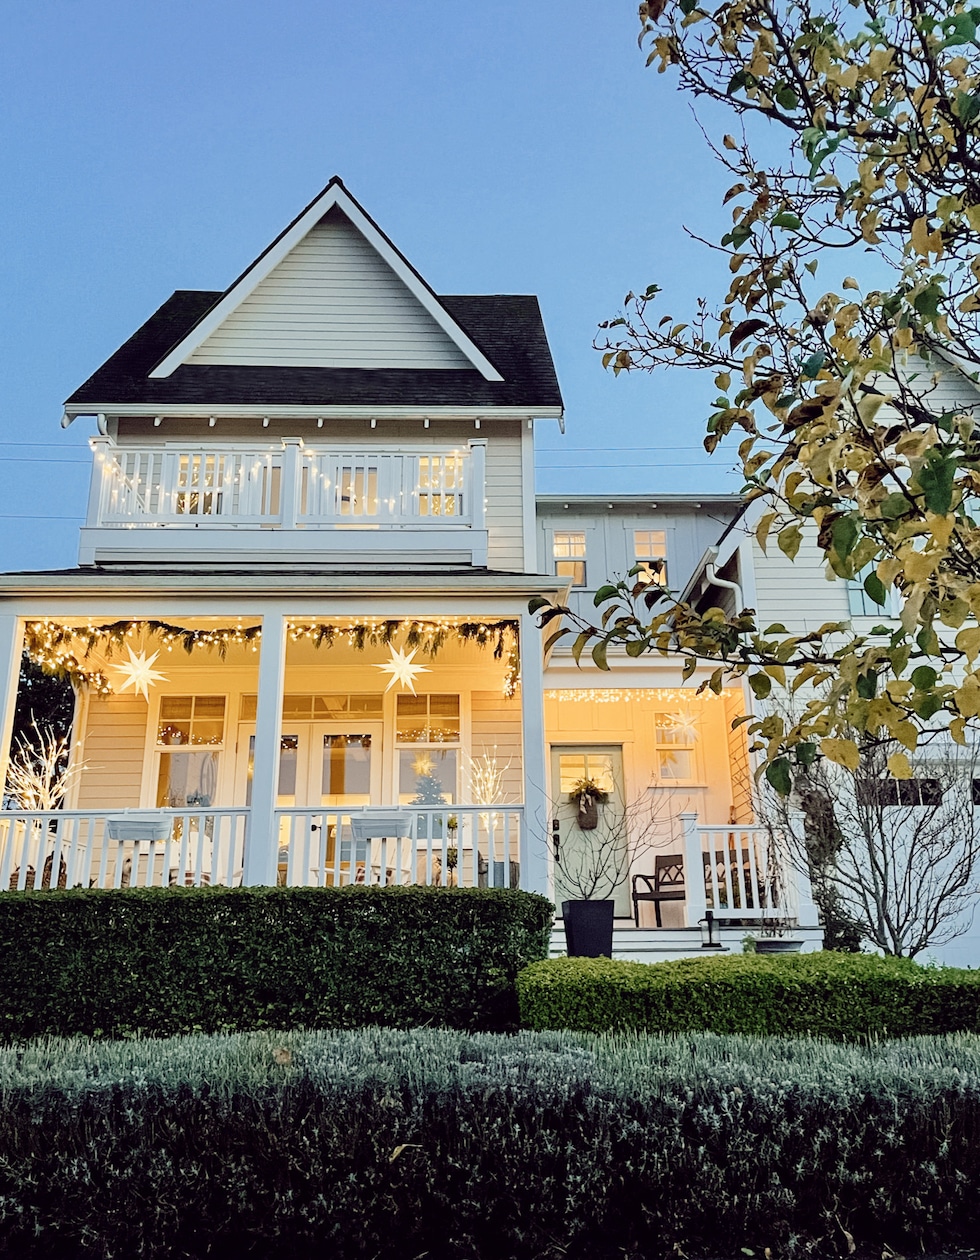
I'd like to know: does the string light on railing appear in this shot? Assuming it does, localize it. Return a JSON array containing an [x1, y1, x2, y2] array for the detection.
[[544, 688, 726, 704]]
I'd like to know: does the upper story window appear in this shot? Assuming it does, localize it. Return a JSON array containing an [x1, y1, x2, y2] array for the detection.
[[554, 531, 587, 586], [634, 529, 668, 586]]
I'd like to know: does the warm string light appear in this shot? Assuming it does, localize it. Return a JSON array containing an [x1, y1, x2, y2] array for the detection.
[[24, 616, 521, 697], [544, 688, 728, 704]]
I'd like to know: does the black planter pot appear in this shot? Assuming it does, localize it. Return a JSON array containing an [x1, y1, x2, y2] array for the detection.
[[755, 938, 803, 954], [562, 899, 615, 958]]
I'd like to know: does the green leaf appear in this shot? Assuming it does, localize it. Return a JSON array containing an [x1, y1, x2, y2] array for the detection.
[[832, 515, 859, 561], [795, 742, 818, 766], [856, 670, 878, 699], [942, 11, 977, 44], [863, 572, 887, 606], [801, 351, 826, 378], [571, 631, 591, 666], [593, 585, 619, 607], [773, 83, 799, 110], [919, 451, 956, 514], [771, 211, 802, 230], [625, 638, 647, 658], [880, 492, 911, 520], [749, 672, 772, 699], [765, 757, 792, 796], [955, 90, 980, 125], [591, 641, 610, 671], [527, 595, 550, 614], [911, 665, 938, 690]]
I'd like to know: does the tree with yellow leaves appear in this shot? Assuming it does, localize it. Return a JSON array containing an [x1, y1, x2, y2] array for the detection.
[[533, 0, 980, 795]]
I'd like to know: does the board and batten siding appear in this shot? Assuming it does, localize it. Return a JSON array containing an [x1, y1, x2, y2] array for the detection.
[[751, 526, 849, 634], [188, 212, 472, 370], [469, 692, 523, 802], [75, 693, 148, 810]]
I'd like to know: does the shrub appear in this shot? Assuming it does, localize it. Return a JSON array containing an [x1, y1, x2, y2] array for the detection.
[[1, 1027, 980, 1258], [0, 886, 553, 1040], [517, 951, 980, 1038]]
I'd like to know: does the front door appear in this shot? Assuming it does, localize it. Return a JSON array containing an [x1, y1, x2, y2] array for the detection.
[[236, 723, 383, 808], [551, 746, 629, 916]]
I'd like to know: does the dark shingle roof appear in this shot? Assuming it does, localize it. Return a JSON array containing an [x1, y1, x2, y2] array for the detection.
[[65, 291, 563, 411]]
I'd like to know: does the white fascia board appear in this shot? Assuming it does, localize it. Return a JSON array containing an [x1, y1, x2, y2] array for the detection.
[[64, 404, 561, 421], [148, 183, 504, 382]]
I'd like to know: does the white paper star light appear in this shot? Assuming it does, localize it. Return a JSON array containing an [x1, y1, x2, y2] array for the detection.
[[111, 647, 169, 699], [375, 645, 431, 694]]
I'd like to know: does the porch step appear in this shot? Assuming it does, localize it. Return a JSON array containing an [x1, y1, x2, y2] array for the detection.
[[549, 923, 824, 963]]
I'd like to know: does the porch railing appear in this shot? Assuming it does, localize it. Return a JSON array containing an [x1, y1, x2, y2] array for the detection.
[[679, 814, 810, 926], [0, 804, 524, 892], [274, 805, 523, 888], [0, 809, 249, 890], [87, 439, 485, 531]]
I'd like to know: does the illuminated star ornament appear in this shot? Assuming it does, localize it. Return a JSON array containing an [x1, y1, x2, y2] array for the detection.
[[375, 645, 430, 694], [111, 647, 169, 699]]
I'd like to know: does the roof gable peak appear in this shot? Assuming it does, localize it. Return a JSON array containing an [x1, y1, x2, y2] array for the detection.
[[149, 179, 503, 381]]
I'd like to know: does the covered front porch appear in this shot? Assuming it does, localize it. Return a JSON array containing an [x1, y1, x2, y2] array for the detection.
[[0, 578, 553, 895]]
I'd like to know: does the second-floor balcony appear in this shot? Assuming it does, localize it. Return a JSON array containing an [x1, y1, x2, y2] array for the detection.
[[80, 437, 489, 567]]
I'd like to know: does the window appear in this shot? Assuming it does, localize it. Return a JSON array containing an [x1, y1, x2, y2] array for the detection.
[[156, 695, 226, 808], [396, 694, 461, 805], [848, 565, 899, 617], [653, 711, 698, 782], [856, 778, 943, 806], [554, 531, 587, 586], [634, 529, 668, 586]]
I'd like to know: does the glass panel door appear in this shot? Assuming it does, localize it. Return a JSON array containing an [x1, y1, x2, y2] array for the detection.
[[316, 728, 381, 807]]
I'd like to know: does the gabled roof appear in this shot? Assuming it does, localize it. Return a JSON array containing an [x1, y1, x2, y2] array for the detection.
[[149, 177, 502, 381], [64, 289, 563, 411]]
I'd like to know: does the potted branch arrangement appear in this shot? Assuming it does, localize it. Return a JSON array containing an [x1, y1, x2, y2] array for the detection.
[[556, 791, 663, 958]]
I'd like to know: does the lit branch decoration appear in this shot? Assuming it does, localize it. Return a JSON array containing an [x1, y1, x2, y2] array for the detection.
[[23, 617, 520, 697]]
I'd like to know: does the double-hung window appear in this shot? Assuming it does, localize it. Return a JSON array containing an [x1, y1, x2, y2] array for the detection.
[[634, 529, 668, 586], [155, 695, 226, 808], [553, 531, 587, 586], [396, 694, 461, 804]]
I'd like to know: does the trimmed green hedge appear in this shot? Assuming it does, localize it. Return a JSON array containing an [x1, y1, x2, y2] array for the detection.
[[0, 885, 553, 1040], [2, 1027, 980, 1257], [517, 952, 980, 1037]]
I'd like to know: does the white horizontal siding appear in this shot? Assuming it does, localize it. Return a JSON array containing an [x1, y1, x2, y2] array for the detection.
[[470, 692, 523, 802], [484, 426, 524, 571], [189, 215, 472, 369], [751, 526, 850, 634], [76, 693, 148, 809]]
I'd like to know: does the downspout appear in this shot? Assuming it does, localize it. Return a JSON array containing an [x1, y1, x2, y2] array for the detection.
[[703, 545, 743, 611]]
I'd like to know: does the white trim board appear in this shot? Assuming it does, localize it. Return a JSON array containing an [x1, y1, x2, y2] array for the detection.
[[149, 178, 503, 383]]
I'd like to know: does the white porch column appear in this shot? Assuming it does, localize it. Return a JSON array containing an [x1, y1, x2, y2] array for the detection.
[[519, 611, 550, 898], [0, 616, 24, 799], [244, 613, 287, 886], [679, 812, 707, 928]]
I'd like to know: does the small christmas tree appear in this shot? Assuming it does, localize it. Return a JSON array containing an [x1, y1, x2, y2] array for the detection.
[[410, 771, 447, 805]]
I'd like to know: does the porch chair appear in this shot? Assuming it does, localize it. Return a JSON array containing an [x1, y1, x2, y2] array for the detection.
[[631, 853, 685, 927]]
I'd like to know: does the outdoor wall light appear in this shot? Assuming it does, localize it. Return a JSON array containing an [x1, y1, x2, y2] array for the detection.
[[699, 910, 722, 949]]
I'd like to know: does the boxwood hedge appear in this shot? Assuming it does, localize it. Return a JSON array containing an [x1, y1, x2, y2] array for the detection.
[[2, 1026, 980, 1258], [517, 951, 980, 1037], [0, 885, 553, 1040]]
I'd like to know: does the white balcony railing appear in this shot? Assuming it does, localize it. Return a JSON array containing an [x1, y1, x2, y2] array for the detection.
[[87, 439, 486, 531]]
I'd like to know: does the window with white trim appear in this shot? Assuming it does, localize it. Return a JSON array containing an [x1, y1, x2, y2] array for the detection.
[[396, 694, 461, 804], [634, 529, 668, 586], [155, 695, 226, 808], [554, 531, 587, 586]]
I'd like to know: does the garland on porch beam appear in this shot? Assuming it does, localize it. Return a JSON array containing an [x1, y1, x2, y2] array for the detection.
[[23, 617, 520, 698]]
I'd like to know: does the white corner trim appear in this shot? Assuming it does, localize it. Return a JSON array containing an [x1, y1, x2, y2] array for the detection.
[[149, 183, 504, 383]]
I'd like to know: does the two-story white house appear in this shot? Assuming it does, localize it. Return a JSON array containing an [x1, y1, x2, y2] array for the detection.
[[0, 178, 821, 956]]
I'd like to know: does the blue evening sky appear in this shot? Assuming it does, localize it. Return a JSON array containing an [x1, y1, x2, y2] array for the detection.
[[1, 0, 740, 573]]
